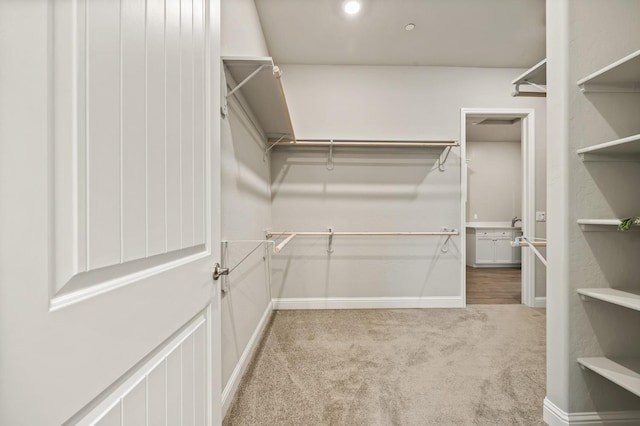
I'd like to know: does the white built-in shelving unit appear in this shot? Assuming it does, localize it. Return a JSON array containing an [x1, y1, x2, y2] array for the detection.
[[575, 48, 640, 400]]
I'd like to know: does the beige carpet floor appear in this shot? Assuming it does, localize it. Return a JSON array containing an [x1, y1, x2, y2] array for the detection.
[[224, 306, 546, 426]]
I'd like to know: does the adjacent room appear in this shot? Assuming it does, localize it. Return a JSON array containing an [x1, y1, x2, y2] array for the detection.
[[465, 115, 525, 304]]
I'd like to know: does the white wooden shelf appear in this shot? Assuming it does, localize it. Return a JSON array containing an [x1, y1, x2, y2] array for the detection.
[[268, 139, 459, 170], [512, 58, 547, 86], [577, 49, 640, 93], [578, 288, 640, 312], [577, 219, 640, 232], [222, 56, 296, 141], [269, 140, 458, 148], [512, 59, 546, 97], [577, 357, 640, 398], [577, 219, 621, 231], [577, 134, 640, 161]]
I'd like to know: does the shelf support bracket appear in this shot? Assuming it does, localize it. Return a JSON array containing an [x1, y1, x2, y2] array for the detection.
[[264, 134, 287, 161], [438, 145, 453, 172], [440, 227, 456, 253], [327, 227, 334, 253], [524, 80, 547, 93], [226, 64, 268, 99]]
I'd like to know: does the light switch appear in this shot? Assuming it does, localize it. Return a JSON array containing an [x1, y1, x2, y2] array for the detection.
[[536, 211, 546, 222]]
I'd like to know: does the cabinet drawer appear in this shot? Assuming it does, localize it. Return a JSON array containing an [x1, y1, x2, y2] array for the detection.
[[476, 229, 495, 238], [495, 229, 512, 238]]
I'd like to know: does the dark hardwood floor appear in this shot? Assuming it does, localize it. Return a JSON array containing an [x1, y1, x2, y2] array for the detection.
[[466, 266, 521, 304]]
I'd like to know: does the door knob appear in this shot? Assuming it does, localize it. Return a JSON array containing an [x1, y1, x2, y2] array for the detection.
[[213, 263, 229, 280]]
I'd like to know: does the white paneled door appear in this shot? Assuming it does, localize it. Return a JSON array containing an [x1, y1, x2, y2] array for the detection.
[[0, 0, 221, 425]]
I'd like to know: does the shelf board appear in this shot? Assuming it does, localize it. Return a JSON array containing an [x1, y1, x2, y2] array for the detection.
[[577, 134, 640, 161], [269, 140, 458, 149], [577, 219, 621, 231], [577, 357, 640, 398], [577, 49, 640, 93], [222, 56, 296, 141], [512, 58, 547, 86], [577, 219, 640, 232], [578, 288, 640, 312]]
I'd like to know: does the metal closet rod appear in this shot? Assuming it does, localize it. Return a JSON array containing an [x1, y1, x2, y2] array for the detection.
[[511, 236, 547, 267], [268, 231, 458, 236], [268, 139, 458, 148]]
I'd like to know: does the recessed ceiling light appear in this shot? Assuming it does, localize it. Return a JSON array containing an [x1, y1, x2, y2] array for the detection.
[[405, 23, 416, 31], [343, 1, 361, 15]]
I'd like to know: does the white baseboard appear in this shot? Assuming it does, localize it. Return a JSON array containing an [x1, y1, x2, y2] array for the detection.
[[221, 301, 273, 417], [543, 397, 640, 425], [534, 297, 547, 308], [272, 297, 464, 310]]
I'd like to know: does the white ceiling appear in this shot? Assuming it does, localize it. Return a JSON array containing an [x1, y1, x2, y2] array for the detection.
[[254, 0, 545, 68]]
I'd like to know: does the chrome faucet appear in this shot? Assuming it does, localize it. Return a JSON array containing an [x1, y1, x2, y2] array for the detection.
[[511, 216, 522, 227]]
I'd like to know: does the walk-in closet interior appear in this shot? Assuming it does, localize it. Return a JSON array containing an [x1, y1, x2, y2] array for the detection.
[[4, 0, 640, 424], [221, 0, 549, 424]]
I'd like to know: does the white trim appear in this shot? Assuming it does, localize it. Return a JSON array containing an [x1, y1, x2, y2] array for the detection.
[[460, 110, 468, 307], [75, 313, 208, 426], [272, 297, 464, 310], [543, 397, 640, 425], [221, 301, 273, 417], [534, 296, 547, 308], [460, 108, 537, 308], [49, 250, 210, 311], [523, 111, 537, 307]]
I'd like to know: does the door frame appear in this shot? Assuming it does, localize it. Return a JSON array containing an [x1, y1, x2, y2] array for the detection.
[[460, 108, 537, 307], [208, 0, 222, 423]]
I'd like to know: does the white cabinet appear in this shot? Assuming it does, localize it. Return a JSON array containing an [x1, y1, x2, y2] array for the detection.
[[466, 227, 522, 268], [494, 237, 514, 263], [476, 238, 495, 263]]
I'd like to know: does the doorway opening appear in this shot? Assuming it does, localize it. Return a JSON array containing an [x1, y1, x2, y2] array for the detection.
[[460, 109, 536, 307]]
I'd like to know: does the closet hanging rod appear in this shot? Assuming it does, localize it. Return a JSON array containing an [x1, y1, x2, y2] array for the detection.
[[511, 240, 547, 247], [511, 236, 547, 267], [268, 140, 458, 148], [268, 231, 458, 237], [274, 233, 297, 253]]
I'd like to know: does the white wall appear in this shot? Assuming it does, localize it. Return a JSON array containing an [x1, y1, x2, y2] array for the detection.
[[220, 0, 272, 413], [221, 0, 268, 57], [270, 146, 462, 306], [220, 95, 272, 389], [271, 65, 547, 303], [466, 141, 522, 222]]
